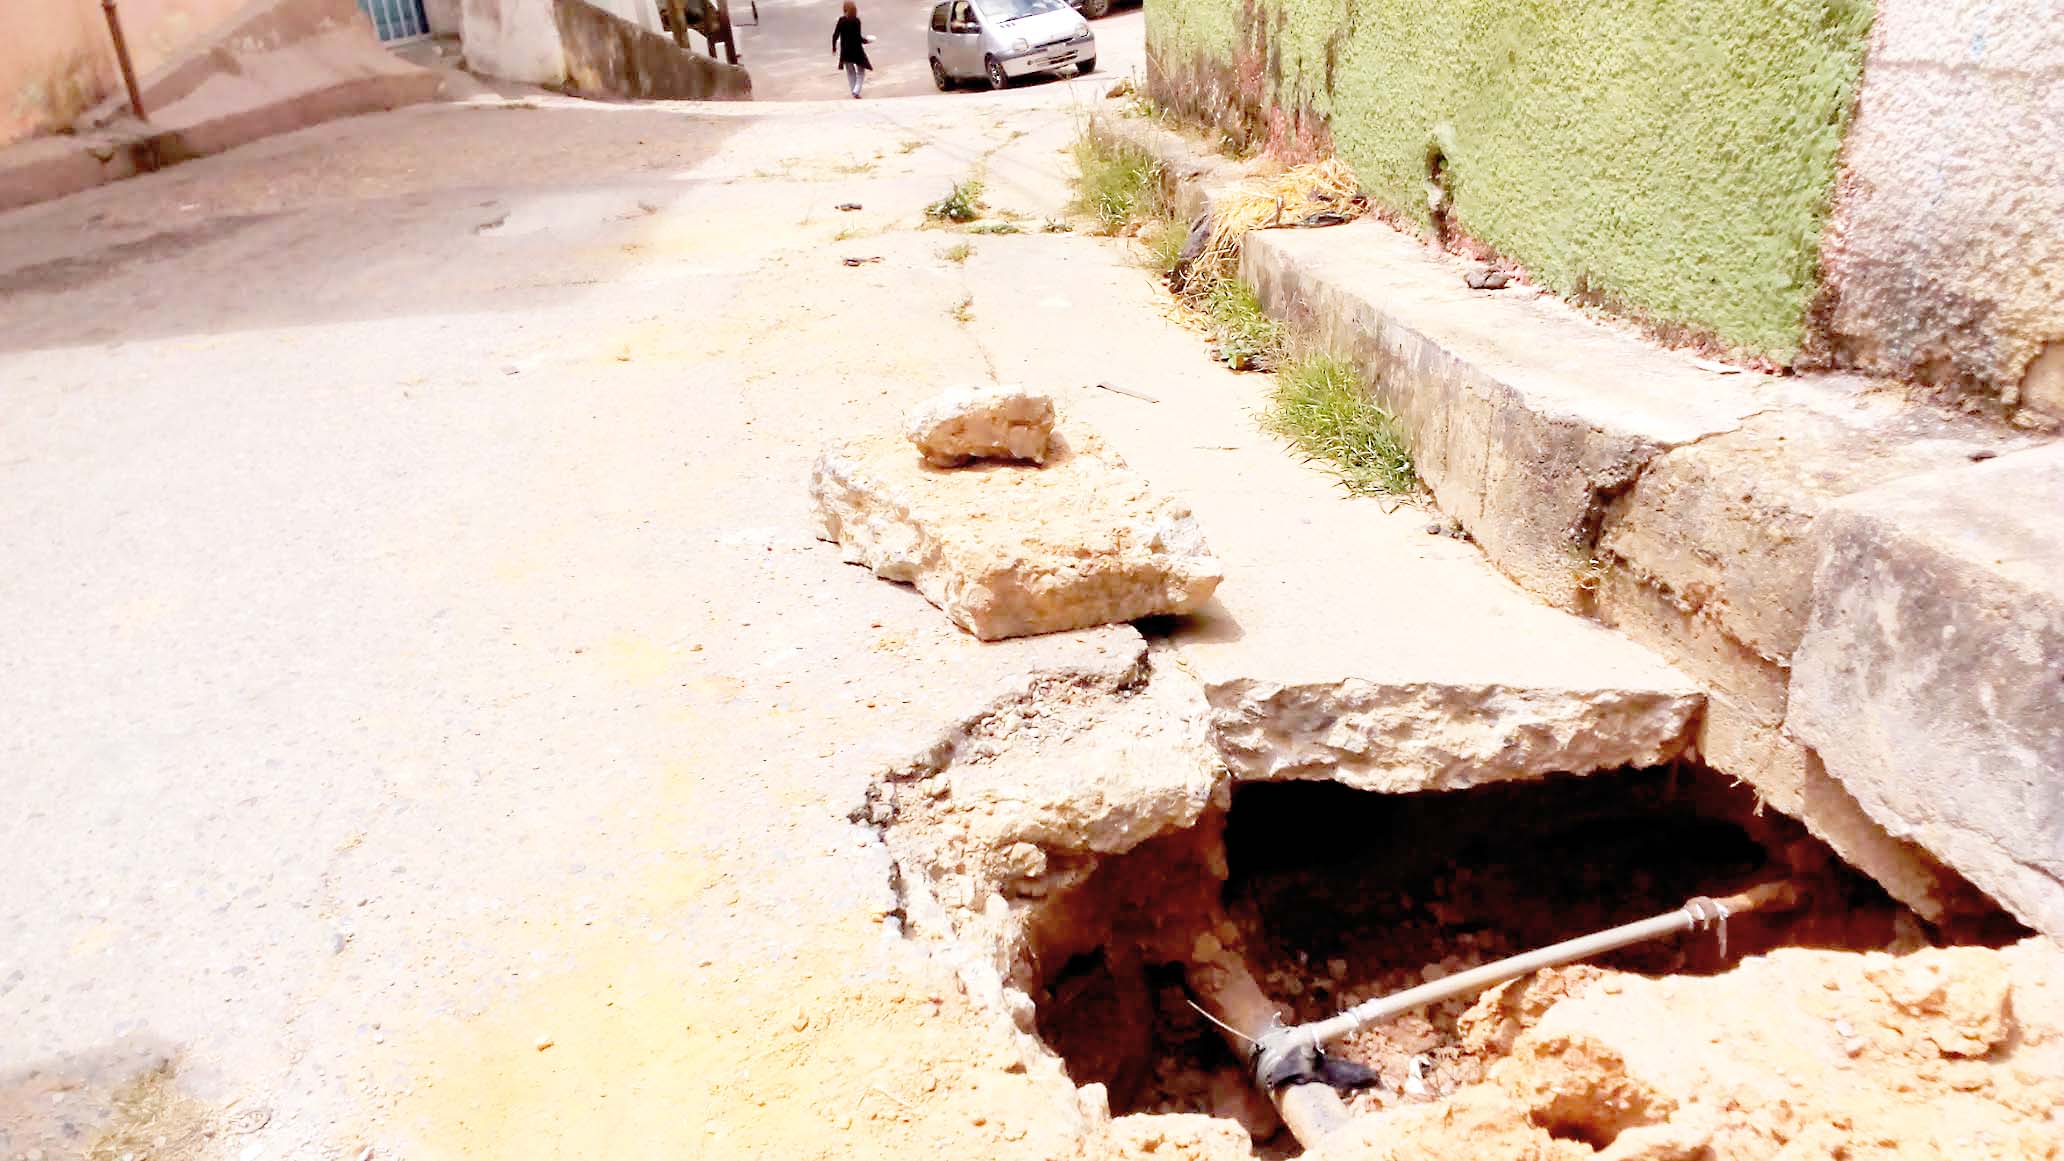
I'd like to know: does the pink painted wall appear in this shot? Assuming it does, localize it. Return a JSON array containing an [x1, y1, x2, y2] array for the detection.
[[2, 0, 256, 145]]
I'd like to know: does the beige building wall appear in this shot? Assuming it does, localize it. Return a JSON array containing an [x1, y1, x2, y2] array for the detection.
[[2, 0, 257, 145]]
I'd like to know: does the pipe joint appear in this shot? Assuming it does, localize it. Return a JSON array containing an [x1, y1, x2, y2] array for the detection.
[[1250, 1020, 1380, 1093]]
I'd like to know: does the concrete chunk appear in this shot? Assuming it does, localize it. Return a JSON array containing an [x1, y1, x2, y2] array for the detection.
[[905, 386, 1055, 468], [811, 428, 1223, 641], [1206, 675, 1703, 793], [1789, 445, 2064, 936]]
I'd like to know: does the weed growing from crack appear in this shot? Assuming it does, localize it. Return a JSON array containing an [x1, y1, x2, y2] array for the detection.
[[952, 295, 975, 324], [1263, 353, 1418, 498], [1143, 216, 1187, 277], [1202, 279, 1283, 371], [925, 179, 986, 223], [1069, 129, 1185, 276], [834, 225, 868, 242], [968, 222, 1021, 235], [942, 241, 974, 263], [1069, 132, 1165, 235], [1067, 124, 1411, 498]]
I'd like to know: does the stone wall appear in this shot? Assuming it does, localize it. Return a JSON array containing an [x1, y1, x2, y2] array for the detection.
[[554, 0, 749, 99], [461, 0, 744, 97]]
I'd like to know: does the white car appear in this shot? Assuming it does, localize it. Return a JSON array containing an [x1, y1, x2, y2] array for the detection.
[[927, 0, 1095, 90]]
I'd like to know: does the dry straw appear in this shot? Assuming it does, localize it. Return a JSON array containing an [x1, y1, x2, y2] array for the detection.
[[1178, 158, 1364, 304]]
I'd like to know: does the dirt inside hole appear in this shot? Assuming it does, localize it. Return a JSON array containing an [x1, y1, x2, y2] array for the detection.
[[1023, 763, 2025, 1155]]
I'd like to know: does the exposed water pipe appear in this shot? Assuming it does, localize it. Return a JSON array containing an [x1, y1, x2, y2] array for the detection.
[[100, 0, 149, 123], [1190, 881, 1801, 1154]]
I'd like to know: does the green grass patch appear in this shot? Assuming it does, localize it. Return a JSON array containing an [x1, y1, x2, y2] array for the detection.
[[925, 180, 985, 223], [968, 222, 1021, 235], [1070, 133, 1165, 235], [942, 241, 973, 263], [1263, 353, 1417, 498], [1143, 217, 1186, 276], [1202, 279, 1283, 371]]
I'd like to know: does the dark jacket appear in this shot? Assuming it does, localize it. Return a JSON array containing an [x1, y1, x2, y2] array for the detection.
[[833, 15, 873, 69]]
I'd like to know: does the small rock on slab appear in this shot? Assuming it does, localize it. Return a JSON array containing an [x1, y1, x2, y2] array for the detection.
[[1463, 265, 1510, 290], [812, 428, 1222, 640], [904, 386, 1055, 468]]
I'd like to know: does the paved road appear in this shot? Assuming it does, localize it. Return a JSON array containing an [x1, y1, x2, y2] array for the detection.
[[0, 30, 1154, 1157], [0, 7, 1666, 1159], [737, 0, 1143, 99]]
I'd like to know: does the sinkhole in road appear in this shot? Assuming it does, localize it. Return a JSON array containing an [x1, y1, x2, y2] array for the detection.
[[1017, 762, 2012, 1154]]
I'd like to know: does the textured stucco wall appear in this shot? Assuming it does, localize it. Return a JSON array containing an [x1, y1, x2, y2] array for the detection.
[[2, 0, 255, 145], [1811, 1, 2064, 417], [1146, 0, 1874, 363]]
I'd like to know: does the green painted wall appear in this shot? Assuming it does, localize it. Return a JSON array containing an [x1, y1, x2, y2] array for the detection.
[[1147, 0, 1873, 362]]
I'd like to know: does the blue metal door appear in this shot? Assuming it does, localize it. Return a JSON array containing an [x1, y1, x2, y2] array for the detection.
[[358, 0, 430, 41]]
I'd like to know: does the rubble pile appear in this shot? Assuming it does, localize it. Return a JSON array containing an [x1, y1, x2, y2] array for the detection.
[[1313, 940, 2064, 1161]]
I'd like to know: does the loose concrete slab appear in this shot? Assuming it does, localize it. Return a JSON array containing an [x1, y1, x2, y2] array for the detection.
[[1789, 445, 2064, 937], [811, 426, 1224, 640]]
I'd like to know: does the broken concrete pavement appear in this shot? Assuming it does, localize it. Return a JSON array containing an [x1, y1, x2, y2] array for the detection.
[[6, 19, 2059, 1161]]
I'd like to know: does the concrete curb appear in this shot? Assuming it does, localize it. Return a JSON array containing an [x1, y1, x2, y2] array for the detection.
[[0, 0, 445, 217], [1091, 111, 2064, 936]]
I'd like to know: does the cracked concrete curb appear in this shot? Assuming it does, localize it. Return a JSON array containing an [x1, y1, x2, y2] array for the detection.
[[1091, 111, 2060, 932]]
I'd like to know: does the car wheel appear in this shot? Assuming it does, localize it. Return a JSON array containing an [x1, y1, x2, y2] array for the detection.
[[986, 54, 1010, 90], [1076, 56, 1097, 75], [1077, 0, 1109, 18], [931, 56, 952, 90]]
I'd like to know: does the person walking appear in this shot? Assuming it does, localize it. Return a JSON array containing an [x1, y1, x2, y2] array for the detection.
[[832, 1, 873, 99]]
